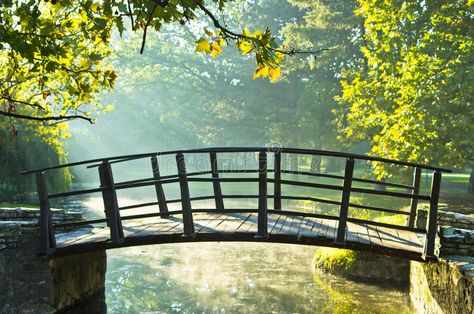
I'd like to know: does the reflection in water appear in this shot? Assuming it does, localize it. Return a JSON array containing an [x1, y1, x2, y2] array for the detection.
[[61, 195, 413, 313], [106, 243, 413, 313]]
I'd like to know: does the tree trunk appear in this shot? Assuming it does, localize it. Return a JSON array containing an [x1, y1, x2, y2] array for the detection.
[[310, 155, 321, 173], [325, 158, 342, 173], [375, 178, 387, 191], [468, 167, 474, 194], [290, 155, 298, 171]]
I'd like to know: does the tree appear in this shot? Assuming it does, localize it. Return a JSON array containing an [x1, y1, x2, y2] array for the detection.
[[0, 0, 331, 199], [0, 123, 71, 201], [1, 0, 325, 126], [281, 0, 362, 152], [0, 0, 116, 122], [336, 0, 474, 180]]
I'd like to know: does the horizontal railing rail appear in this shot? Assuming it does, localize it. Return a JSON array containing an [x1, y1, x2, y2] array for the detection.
[[27, 147, 445, 260], [22, 147, 452, 174], [280, 169, 415, 190]]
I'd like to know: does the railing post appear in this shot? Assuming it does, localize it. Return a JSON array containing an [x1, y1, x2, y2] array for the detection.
[[408, 167, 422, 227], [335, 158, 355, 244], [274, 151, 282, 210], [210, 152, 224, 210], [424, 170, 441, 259], [98, 161, 124, 243], [35, 172, 56, 253], [151, 156, 169, 217], [176, 153, 195, 237], [256, 151, 268, 238]]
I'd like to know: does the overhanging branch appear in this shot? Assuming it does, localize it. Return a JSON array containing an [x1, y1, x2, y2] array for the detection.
[[0, 110, 94, 124], [1, 96, 46, 110], [140, 0, 169, 54], [137, 1, 331, 57], [195, 2, 331, 57]]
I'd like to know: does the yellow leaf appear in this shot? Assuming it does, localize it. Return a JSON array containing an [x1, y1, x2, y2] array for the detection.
[[71, 17, 81, 30], [268, 67, 281, 83], [195, 38, 211, 53], [42, 90, 52, 99], [210, 43, 222, 58], [215, 37, 226, 46], [275, 51, 284, 63], [253, 64, 268, 80], [242, 28, 251, 37], [204, 29, 214, 37], [217, 29, 222, 36], [253, 29, 263, 39], [91, 3, 100, 13], [237, 41, 253, 54]]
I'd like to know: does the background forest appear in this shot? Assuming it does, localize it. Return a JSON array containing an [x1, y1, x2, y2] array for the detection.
[[1, 0, 472, 201]]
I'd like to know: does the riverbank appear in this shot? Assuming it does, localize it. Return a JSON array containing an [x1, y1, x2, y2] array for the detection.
[[313, 248, 410, 285], [314, 251, 474, 314], [313, 209, 474, 313]]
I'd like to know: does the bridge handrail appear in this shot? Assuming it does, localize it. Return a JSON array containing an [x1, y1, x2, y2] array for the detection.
[[22, 146, 452, 174], [38, 173, 430, 203], [34, 167, 430, 221]]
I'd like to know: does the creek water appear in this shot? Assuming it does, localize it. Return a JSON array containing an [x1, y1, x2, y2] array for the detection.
[[59, 193, 414, 313]]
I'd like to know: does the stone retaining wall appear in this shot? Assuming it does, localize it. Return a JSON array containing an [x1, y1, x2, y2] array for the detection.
[[410, 257, 474, 314], [0, 208, 106, 314], [438, 227, 474, 257], [416, 209, 474, 230], [0, 207, 83, 251], [410, 210, 474, 314], [0, 207, 83, 225]]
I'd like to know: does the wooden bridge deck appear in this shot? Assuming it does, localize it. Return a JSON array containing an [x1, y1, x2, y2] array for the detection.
[[55, 212, 425, 260]]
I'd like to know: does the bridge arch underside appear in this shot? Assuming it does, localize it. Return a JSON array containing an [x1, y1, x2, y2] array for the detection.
[[54, 211, 426, 261]]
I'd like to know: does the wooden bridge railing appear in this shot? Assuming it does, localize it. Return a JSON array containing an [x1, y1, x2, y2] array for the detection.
[[23, 147, 450, 259]]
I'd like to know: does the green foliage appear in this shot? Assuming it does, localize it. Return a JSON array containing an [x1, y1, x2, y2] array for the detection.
[[374, 214, 407, 226], [0, 0, 308, 163], [0, 0, 118, 161], [76, 0, 346, 154], [336, 0, 474, 177], [313, 247, 358, 274], [0, 124, 72, 201], [281, 0, 362, 151], [1, 0, 288, 124]]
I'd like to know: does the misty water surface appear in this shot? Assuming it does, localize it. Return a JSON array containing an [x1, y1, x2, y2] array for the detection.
[[61, 195, 413, 313]]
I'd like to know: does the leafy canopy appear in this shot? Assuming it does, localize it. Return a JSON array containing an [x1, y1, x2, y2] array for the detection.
[[0, 0, 314, 123], [336, 0, 474, 177], [0, 0, 325, 156]]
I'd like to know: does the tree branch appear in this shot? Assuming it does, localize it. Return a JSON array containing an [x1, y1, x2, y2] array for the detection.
[[136, 1, 331, 57], [195, 2, 331, 57], [127, 0, 135, 27], [60, 65, 94, 74], [140, 1, 166, 54], [195, 2, 241, 39], [1, 96, 45, 110], [0, 110, 94, 124]]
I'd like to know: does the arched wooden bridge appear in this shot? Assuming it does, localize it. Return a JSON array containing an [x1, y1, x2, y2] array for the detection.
[[23, 147, 450, 261]]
